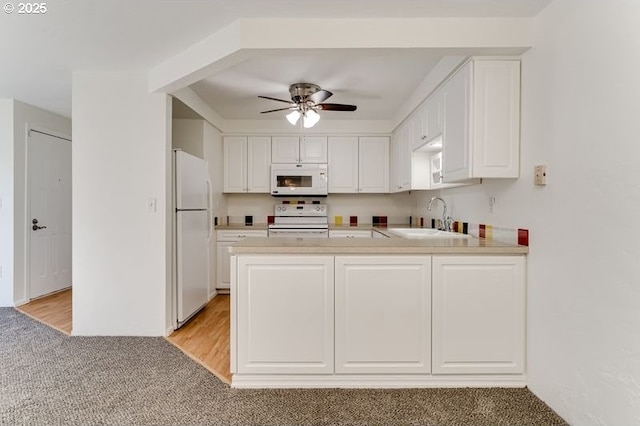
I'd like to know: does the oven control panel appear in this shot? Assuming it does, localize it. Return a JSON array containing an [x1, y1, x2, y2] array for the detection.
[[275, 204, 327, 216]]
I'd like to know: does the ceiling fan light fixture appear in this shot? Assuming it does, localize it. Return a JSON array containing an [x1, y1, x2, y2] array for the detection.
[[286, 110, 301, 125], [303, 109, 320, 128]]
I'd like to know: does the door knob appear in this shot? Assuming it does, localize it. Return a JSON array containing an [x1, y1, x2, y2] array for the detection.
[[32, 219, 46, 231]]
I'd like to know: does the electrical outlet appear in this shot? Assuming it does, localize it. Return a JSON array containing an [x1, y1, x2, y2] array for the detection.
[[535, 165, 548, 185], [489, 196, 496, 213], [147, 197, 157, 213]]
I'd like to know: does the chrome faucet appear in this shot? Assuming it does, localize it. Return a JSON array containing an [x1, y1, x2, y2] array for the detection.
[[427, 196, 452, 232]]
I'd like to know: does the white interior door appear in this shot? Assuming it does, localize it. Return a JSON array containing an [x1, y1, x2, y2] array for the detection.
[[28, 130, 72, 299]]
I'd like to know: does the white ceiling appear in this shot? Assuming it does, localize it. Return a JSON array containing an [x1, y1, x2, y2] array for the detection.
[[191, 50, 444, 120], [0, 0, 552, 119]]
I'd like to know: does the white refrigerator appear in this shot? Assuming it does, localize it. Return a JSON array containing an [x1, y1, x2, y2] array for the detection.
[[174, 149, 211, 327]]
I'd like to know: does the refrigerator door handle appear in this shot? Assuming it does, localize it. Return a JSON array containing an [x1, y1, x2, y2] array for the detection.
[[206, 178, 213, 240]]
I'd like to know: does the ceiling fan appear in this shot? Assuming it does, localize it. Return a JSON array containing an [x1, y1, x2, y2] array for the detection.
[[259, 83, 357, 128]]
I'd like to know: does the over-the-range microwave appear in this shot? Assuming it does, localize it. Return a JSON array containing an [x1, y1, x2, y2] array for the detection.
[[271, 163, 328, 196]]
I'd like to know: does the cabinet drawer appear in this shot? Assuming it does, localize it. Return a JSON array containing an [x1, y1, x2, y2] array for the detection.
[[329, 230, 372, 239], [216, 230, 267, 241]]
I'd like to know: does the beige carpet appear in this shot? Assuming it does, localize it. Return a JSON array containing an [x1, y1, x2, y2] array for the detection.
[[0, 308, 567, 425]]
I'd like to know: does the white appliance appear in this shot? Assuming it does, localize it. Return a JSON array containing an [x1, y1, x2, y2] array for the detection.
[[271, 163, 328, 196], [173, 149, 212, 328], [268, 203, 329, 238]]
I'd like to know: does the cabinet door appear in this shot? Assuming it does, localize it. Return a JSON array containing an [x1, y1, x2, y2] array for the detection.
[[271, 136, 300, 163], [216, 241, 233, 289], [328, 136, 359, 193], [432, 256, 526, 374], [425, 89, 444, 143], [412, 103, 428, 150], [359, 136, 389, 193], [246, 136, 271, 193], [472, 60, 521, 178], [390, 125, 410, 192], [442, 62, 472, 182], [237, 256, 334, 374], [300, 136, 328, 163], [335, 256, 431, 374], [223, 136, 247, 192]]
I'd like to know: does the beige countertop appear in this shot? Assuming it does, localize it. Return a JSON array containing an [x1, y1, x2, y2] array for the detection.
[[217, 224, 386, 231], [229, 235, 528, 256]]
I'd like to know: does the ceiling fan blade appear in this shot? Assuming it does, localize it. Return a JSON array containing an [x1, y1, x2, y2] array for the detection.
[[317, 103, 357, 112], [258, 95, 295, 104], [260, 107, 298, 114], [309, 89, 333, 104]]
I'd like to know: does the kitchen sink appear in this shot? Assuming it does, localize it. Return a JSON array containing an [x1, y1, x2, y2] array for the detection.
[[388, 228, 471, 239]]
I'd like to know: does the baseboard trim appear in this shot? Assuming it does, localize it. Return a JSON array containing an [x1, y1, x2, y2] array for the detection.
[[231, 374, 527, 389], [13, 298, 28, 307]]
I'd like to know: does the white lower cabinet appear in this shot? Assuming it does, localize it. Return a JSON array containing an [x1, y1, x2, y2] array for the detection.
[[216, 230, 268, 290], [432, 255, 526, 374], [233, 253, 527, 386], [236, 256, 334, 374], [335, 256, 432, 374]]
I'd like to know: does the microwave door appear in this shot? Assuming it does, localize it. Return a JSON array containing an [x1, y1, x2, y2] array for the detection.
[[276, 173, 313, 189]]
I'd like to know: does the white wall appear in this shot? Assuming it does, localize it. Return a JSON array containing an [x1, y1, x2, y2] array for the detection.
[[0, 100, 14, 306], [72, 72, 170, 336], [172, 118, 204, 158], [0, 99, 71, 307], [424, 1, 640, 424]]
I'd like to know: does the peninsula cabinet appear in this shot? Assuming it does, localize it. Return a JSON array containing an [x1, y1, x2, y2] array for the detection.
[[223, 136, 271, 193], [441, 59, 521, 182], [235, 256, 334, 374], [431, 256, 526, 374], [271, 136, 327, 163], [327, 136, 389, 193], [231, 251, 527, 388], [335, 256, 431, 374]]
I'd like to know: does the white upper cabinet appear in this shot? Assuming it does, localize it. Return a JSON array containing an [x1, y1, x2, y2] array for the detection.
[[270, 136, 299, 163], [390, 123, 411, 192], [328, 136, 359, 193], [411, 103, 428, 150], [358, 136, 389, 193], [425, 88, 444, 145], [223, 136, 271, 193], [272, 136, 328, 163], [328, 136, 389, 194], [223, 136, 247, 193], [442, 59, 521, 182]]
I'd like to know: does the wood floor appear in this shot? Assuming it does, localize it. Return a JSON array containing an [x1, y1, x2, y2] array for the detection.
[[167, 295, 232, 384], [15, 288, 232, 384], [16, 288, 73, 335]]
